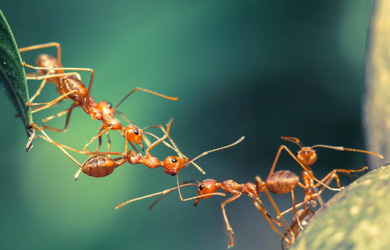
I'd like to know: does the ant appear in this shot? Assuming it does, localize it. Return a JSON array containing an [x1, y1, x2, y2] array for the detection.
[[116, 175, 295, 249], [19, 43, 177, 151], [33, 119, 242, 180], [266, 136, 383, 218]]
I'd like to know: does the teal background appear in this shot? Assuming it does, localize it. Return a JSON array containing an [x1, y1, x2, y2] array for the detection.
[[0, 1, 381, 250]]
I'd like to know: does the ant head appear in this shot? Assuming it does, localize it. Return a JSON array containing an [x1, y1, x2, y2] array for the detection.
[[162, 156, 190, 176], [123, 125, 143, 146], [89, 108, 103, 120], [297, 147, 317, 166], [194, 179, 220, 206]]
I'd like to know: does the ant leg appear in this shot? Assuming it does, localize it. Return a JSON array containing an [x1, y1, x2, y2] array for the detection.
[[262, 189, 294, 240], [93, 129, 111, 152], [30, 90, 77, 113], [34, 128, 122, 156], [279, 200, 306, 218], [41, 104, 77, 132], [107, 132, 112, 152], [26, 72, 82, 81], [29, 124, 121, 156], [83, 127, 112, 153], [221, 193, 242, 249], [19, 42, 62, 63], [74, 169, 83, 181], [314, 166, 367, 189], [94, 128, 104, 152], [269, 145, 310, 175], [28, 71, 50, 103], [252, 199, 292, 246], [290, 190, 303, 230], [29, 124, 84, 168], [307, 169, 359, 209], [255, 176, 292, 234]]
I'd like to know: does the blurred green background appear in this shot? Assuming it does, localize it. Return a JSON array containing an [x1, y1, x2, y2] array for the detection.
[[0, 1, 382, 249]]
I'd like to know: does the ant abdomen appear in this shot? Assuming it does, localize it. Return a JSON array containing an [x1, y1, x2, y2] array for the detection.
[[60, 76, 88, 102], [265, 170, 299, 194], [36, 54, 61, 73], [82, 155, 118, 177]]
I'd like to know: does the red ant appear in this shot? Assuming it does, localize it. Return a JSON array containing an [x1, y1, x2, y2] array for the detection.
[[33, 119, 241, 180], [116, 174, 295, 249], [266, 136, 383, 219], [19, 43, 177, 151]]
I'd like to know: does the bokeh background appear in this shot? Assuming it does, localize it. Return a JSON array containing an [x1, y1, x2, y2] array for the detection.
[[0, 1, 383, 250]]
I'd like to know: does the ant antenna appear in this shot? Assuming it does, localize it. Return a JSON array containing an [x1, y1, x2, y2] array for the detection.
[[148, 180, 198, 210], [281, 137, 304, 149], [115, 183, 226, 209], [114, 87, 178, 110], [311, 145, 384, 159], [183, 136, 245, 168]]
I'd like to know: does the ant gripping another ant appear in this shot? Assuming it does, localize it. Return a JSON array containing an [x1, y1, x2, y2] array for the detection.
[[116, 174, 296, 248], [32, 119, 243, 181], [19, 42, 178, 151]]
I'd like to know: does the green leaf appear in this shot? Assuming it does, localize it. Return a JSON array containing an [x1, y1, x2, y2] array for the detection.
[[0, 9, 32, 137], [289, 166, 390, 250]]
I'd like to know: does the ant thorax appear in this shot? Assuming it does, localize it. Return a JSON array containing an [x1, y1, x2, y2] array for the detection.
[[243, 182, 257, 197], [36, 54, 61, 75]]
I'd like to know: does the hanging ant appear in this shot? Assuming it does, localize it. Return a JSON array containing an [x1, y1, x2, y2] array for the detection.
[[33, 119, 242, 180], [32, 119, 175, 179], [266, 136, 383, 217], [19, 43, 178, 151], [116, 174, 295, 249]]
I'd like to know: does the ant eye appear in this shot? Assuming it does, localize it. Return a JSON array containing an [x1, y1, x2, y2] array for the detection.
[[199, 184, 204, 190], [170, 173, 176, 176], [134, 129, 139, 135], [171, 158, 177, 163], [107, 102, 112, 108]]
